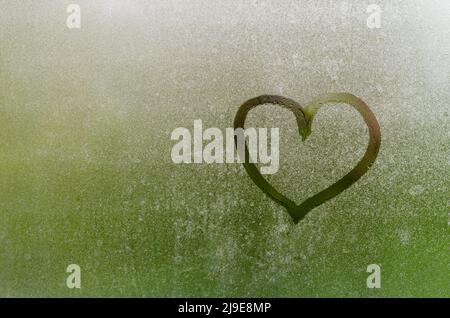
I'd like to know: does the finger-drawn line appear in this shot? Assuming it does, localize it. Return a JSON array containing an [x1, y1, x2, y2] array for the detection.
[[234, 93, 381, 224]]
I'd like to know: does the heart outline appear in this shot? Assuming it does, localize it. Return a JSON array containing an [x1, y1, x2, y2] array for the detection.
[[234, 93, 381, 224]]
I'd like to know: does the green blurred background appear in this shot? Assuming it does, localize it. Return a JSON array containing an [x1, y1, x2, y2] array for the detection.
[[0, 0, 448, 296]]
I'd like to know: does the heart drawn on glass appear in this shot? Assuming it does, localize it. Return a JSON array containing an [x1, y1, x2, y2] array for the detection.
[[233, 93, 381, 224]]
